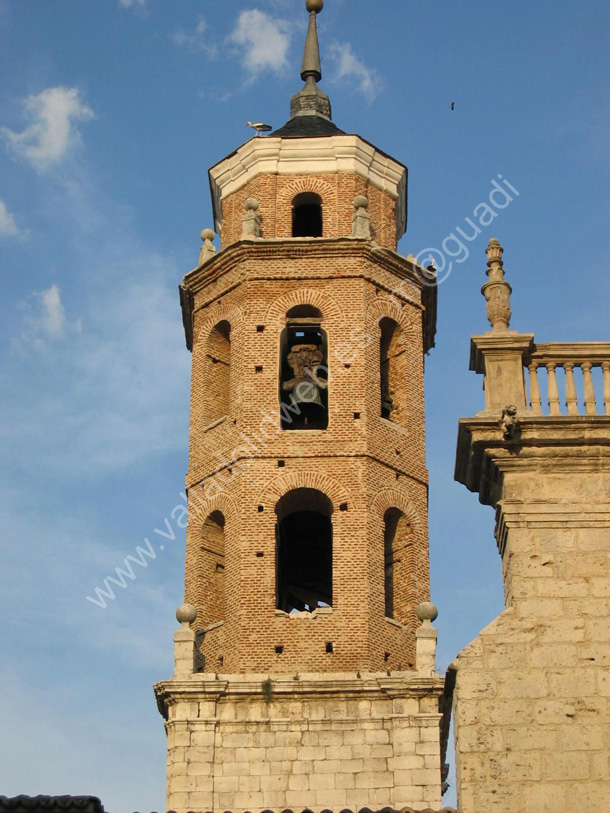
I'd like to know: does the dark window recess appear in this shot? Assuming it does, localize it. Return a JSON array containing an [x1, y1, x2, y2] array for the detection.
[[279, 323, 328, 430], [292, 192, 323, 237], [326, 642, 334, 653], [257, 325, 265, 332], [379, 316, 407, 426], [276, 488, 333, 613], [275, 645, 284, 655], [278, 460, 285, 468]]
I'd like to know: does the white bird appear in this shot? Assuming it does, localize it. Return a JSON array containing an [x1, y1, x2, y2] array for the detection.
[[246, 120, 272, 137]]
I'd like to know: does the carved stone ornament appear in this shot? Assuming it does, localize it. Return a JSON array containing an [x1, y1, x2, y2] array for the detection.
[[482, 237, 512, 330], [500, 404, 519, 440]]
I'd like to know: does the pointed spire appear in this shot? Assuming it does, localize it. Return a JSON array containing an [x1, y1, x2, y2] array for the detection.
[[301, 0, 323, 82], [289, 0, 332, 121]]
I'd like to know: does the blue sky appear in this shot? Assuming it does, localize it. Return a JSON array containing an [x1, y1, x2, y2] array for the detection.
[[0, 0, 608, 810]]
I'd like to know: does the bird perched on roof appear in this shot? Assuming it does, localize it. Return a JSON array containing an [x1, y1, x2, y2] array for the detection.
[[246, 121, 272, 137]]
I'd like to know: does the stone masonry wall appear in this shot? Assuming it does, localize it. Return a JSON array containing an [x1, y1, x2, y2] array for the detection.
[[453, 464, 610, 813], [163, 675, 443, 813]]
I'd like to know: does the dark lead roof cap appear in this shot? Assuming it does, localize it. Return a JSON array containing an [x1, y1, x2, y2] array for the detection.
[[271, 115, 346, 138], [0, 798, 104, 813]]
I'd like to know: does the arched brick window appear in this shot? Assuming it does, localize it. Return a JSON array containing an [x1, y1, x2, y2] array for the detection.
[[292, 192, 323, 237], [384, 507, 412, 622], [204, 320, 231, 425], [380, 316, 407, 426], [279, 307, 328, 430], [275, 488, 333, 613], [200, 511, 225, 626]]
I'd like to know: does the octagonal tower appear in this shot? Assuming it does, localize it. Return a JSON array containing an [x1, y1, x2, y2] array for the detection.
[[156, 4, 445, 811]]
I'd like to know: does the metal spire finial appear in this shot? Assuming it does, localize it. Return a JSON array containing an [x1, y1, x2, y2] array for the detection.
[[289, 0, 332, 121], [301, 0, 323, 82]]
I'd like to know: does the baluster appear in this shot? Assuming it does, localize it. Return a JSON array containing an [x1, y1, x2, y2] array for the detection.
[[564, 362, 578, 415], [603, 361, 610, 416], [528, 362, 542, 414], [547, 363, 561, 415], [582, 362, 597, 415]]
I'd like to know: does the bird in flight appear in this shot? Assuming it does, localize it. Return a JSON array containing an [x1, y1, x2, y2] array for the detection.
[[451, 102, 455, 111], [246, 121, 272, 137]]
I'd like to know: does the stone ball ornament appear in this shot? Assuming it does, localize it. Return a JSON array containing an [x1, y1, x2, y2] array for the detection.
[[176, 603, 197, 624], [200, 228, 215, 242], [353, 195, 369, 209], [244, 197, 260, 212], [306, 0, 324, 13], [416, 601, 439, 623]]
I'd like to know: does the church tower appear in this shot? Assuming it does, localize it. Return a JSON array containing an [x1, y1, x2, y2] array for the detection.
[[155, 3, 445, 811]]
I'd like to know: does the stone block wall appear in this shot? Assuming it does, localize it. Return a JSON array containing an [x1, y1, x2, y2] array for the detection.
[[453, 453, 610, 813], [159, 674, 444, 813]]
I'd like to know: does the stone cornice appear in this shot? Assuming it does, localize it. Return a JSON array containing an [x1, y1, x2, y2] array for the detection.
[[455, 415, 610, 506], [180, 238, 437, 353], [154, 671, 444, 718], [208, 135, 408, 239]]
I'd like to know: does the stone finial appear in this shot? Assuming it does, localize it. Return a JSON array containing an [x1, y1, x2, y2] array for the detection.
[[416, 601, 439, 623], [198, 228, 216, 266], [173, 604, 197, 678], [415, 601, 438, 677], [176, 603, 197, 625], [241, 197, 261, 239], [352, 195, 371, 239], [482, 237, 512, 330]]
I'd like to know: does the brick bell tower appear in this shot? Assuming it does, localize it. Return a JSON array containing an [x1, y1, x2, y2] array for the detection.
[[155, 3, 445, 811]]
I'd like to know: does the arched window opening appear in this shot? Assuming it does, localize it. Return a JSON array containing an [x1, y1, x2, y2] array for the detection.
[[286, 304, 323, 320], [384, 508, 412, 622], [380, 317, 407, 427], [200, 511, 226, 626], [279, 313, 328, 430], [292, 192, 323, 238], [205, 320, 231, 424], [275, 488, 333, 613]]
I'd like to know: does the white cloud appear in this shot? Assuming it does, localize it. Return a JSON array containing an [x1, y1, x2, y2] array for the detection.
[[228, 9, 292, 76], [118, 0, 146, 6], [1, 86, 94, 172], [172, 15, 217, 58], [0, 199, 20, 237], [329, 41, 382, 103], [14, 283, 80, 350], [38, 284, 66, 339]]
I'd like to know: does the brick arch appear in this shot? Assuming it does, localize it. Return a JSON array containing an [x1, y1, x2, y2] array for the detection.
[[189, 490, 239, 531], [198, 302, 244, 342], [265, 288, 344, 326], [366, 298, 418, 343], [369, 488, 422, 530], [277, 176, 336, 208], [258, 471, 351, 513], [276, 176, 337, 238]]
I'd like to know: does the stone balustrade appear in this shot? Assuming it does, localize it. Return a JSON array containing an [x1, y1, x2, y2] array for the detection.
[[526, 342, 610, 416]]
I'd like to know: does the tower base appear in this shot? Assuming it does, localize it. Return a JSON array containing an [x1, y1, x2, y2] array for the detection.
[[155, 672, 444, 813]]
